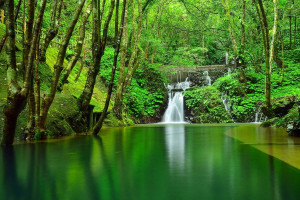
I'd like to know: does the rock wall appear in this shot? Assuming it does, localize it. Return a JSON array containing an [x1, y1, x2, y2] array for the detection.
[[160, 65, 233, 86]]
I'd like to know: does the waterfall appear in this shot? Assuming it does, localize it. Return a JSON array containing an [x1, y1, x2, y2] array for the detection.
[[162, 78, 190, 123], [203, 71, 211, 86], [221, 94, 230, 111], [254, 107, 267, 123], [227, 68, 231, 76], [225, 52, 229, 65]]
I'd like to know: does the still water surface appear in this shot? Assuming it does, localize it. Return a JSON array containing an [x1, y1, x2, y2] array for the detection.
[[1, 124, 300, 200]]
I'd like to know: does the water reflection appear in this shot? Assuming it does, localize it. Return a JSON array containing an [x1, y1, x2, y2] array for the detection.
[[1, 125, 300, 200], [164, 125, 186, 174]]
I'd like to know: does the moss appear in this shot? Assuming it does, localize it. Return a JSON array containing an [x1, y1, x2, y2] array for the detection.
[[185, 86, 233, 123]]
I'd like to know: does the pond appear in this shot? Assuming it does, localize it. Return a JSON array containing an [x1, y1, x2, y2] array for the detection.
[[1, 124, 300, 200]]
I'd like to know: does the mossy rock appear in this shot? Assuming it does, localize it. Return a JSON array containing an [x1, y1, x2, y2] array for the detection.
[[272, 96, 297, 117], [46, 94, 86, 135], [185, 86, 233, 123], [0, 94, 86, 140], [286, 106, 300, 136]]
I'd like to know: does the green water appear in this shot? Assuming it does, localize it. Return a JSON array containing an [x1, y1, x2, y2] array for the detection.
[[1, 124, 300, 200]]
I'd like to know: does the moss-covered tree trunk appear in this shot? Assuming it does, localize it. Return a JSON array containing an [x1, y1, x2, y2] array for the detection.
[[254, 0, 278, 116], [113, 0, 130, 119], [1, 0, 47, 145], [113, 0, 142, 119], [93, 0, 126, 135], [78, 0, 115, 115], [39, 0, 86, 135], [59, 3, 92, 90]]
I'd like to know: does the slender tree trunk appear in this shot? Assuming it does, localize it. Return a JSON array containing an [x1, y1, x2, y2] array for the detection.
[[254, 0, 273, 115], [74, 43, 87, 82], [113, 0, 142, 119], [39, 0, 86, 135], [238, 0, 247, 84], [59, 3, 92, 91], [78, 0, 115, 115], [34, 36, 41, 136], [113, 0, 129, 119], [0, 0, 23, 53], [23, 0, 35, 77], [39, 0, 62, 62], [269, 0, 278, 67], [93, 0, 126, 135], [26, 76, 35, 137]]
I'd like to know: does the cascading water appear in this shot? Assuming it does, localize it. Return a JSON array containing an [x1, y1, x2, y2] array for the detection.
[[162, 78, 190, 123], [254, 107, 267, 123], [203, 71, 211, 86], [225, 52, 229, 65], [221, 94, 230, 111]]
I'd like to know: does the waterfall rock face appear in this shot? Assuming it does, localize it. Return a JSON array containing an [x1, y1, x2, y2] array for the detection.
[[162, 78, 190, 123], [159, 65, 233, 87]]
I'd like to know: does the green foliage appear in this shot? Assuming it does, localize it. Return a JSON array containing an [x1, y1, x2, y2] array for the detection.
[[123, 63, 167, 121], [185, 86, 233, 123]]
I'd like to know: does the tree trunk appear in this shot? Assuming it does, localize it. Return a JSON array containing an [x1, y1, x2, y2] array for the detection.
[[0, 0, 23, 54], [238, 0, 247, 84], [78, 0, 115, 115], [93, 0, 126, 135], [75, 43, 87, 82], [254, 0, 272, 116], [113, 0, 129, 119], [39, 0, 62, 62], [39, 0, 86, 134], [113, 0, 142, 119], [26, 76, 35, 137], [1, 0, 46, 145], [22, 0, 35, 74], [58, 3, 92, 91], [34, 37, 41, 136], [269, 0, 278, 67], [1, 0, 23, 145]]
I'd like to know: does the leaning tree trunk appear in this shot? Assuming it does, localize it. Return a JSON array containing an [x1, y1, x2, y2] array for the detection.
[[74, 43, 87, 82], [39, 0, 86, 135], [0, 0, 22, 54], [58, 3, 92, 91], [93, 0, 126, 135], [39, 0, 62, 62], [78, 0, 115, 115], [113, 0, 142, 119]]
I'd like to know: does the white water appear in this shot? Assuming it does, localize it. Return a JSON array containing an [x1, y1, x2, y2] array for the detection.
[[162, 78, 190, 123], [227, 68, 231, 76], [221, 94, 230, 111], [225, 52, 229, 65], [203, 71, 211, 86], [254, 107, 267, 123]]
